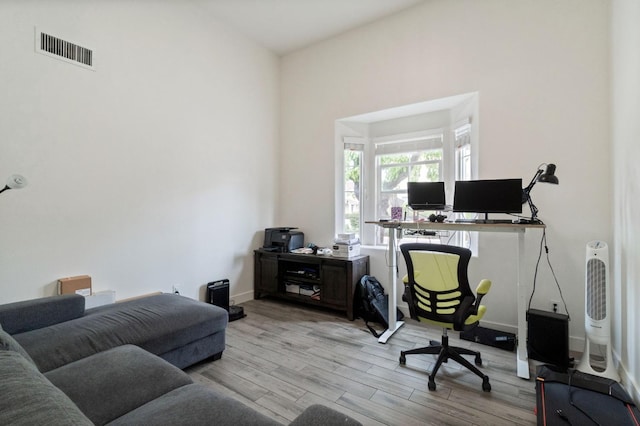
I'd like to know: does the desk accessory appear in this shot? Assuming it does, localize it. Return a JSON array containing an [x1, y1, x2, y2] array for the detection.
[[391, 206, 402, 220], [521, 163, 559, 223]]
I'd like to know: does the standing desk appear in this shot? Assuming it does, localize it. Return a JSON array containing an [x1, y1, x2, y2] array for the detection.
[[366, 220, 545, 379]]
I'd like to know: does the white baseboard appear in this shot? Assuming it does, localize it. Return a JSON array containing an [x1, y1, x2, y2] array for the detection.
[[232, 290, 255, 305], [615, 351, 640, 404]]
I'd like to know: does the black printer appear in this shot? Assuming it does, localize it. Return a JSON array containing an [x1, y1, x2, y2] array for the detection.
[[262, 227, 304, 252]]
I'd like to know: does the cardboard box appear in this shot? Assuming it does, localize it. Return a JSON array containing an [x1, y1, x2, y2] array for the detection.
[[331, 243, 361, 258], [58, 275, 92, 296]]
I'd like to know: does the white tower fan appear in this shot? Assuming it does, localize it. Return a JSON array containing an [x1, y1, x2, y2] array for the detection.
[[577, 241, 619, 381]]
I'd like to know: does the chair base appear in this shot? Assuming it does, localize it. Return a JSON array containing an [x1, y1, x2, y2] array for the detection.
[[399, 331, 491, 392]]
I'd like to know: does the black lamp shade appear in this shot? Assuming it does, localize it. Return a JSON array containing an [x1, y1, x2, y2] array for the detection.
[[538, 164, 559, 184]]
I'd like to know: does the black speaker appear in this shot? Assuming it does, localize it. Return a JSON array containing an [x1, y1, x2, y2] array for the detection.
[[207, 279, 229, 312], [527, 309, 571, 369], [206, 279, 246, 322]]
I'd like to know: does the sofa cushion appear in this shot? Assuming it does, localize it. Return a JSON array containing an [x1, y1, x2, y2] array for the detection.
[[0, 294, 85, 334], [0, 351, 93, 426], [0, 324, 35, 365], [289, 404, 363, 426], [46, 344, 193, 426], [106, 383, 281, 426], [15, 294, 228, 372]]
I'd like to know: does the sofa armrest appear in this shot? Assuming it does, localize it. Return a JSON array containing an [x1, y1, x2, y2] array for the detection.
[[0, 294, 85, 334], [0, 351, 93, 426]]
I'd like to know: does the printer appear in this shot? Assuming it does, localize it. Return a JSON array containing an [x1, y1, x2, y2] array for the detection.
[[262, 227, 304, 252]]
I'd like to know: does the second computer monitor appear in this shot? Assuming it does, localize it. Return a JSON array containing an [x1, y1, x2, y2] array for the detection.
[[407, 181, 446, 210], [453, 178, 523, 214]]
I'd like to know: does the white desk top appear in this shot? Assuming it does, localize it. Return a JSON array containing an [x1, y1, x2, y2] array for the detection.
[[366, 220, 545, 233]]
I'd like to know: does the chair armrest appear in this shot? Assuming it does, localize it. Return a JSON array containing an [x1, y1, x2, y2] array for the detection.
[[476, 279, 491, 296], [402, 284, 418, 320], [472, 279, 491, 312], [453, 296, 475, 330], [0, 295, 85, 334], [453, 280, 491, 330]]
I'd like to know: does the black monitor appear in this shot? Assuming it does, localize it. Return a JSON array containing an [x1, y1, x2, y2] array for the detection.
[[453, 179, 523, 214], [407, 182, 446, 210]]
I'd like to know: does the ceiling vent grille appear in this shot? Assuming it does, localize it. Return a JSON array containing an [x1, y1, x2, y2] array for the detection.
[[35, 28, 94, 70]]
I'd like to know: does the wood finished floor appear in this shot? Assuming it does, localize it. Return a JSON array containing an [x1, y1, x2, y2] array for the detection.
[[186, 299, 538, 426]]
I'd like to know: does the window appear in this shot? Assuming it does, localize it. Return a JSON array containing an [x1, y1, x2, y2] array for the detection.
[[336, 93, 478, 247], [341, 128, 469, 246], [343, 143, 363, 237], [453, 122, 473, 249], [374, 133, 444, 244], [455, 123, 472, 181]]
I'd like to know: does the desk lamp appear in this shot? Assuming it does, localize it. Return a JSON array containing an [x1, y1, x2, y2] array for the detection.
[[0, 174, 28, 196], [521, 164, 558, 223]]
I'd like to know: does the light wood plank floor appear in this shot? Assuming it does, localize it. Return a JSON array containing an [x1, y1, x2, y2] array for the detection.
[[186, 299, 538, 426]]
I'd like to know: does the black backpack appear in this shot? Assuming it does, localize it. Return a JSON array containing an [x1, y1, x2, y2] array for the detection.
[[354, 275, 404, 337]]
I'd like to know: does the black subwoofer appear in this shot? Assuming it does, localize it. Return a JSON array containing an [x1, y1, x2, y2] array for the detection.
[[206, 279, 245, 322], [527, 309, 571, 369], [207, 279, 229, 311]]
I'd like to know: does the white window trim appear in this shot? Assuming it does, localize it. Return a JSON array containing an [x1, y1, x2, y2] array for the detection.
[[335, 92, 480, 249]]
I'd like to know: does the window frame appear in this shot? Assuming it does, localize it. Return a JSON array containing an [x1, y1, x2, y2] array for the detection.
[[342, 140, 364, 238], [335, 93, 479, 249], [372, 130, 445, 245]]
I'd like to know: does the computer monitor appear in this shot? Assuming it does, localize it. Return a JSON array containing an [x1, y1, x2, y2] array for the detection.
[[407, 182, 446, 210], [453, 178, 523, 214]]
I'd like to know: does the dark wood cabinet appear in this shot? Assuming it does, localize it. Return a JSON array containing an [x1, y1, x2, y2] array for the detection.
[[255, 252, 279, 294], [254, 250, 369, 320]]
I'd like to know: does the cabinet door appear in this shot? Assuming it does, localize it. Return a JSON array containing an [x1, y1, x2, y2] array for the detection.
[[321, 262, 347, 307], [255, 253, 279, 297]]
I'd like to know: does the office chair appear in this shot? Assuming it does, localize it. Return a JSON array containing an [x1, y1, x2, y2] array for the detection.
[[399, 243, 492, 392]]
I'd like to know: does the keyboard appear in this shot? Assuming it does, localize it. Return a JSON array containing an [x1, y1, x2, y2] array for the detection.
[[454, 219, 515, 224]]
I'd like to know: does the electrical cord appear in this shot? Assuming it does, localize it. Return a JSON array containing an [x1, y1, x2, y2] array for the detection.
[[528, 228, 571, 319]]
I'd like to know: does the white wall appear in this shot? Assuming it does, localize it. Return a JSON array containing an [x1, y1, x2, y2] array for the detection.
[[279, 0, 610, 349], [0, 1, 279, 303], [612, 0, 640, 402]]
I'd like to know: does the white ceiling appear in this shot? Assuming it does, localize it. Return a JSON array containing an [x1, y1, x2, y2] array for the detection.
[[191, 0, 426, 55]]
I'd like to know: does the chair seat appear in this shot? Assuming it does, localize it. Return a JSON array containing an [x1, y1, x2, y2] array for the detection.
[[417, 303, 487, 330]]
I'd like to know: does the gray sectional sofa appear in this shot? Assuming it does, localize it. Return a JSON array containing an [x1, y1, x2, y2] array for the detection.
[[0, 294, 361, 426], [1, 293, 228, 372]]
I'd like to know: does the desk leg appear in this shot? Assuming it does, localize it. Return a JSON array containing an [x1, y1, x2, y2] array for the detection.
[[379, 227, 404, 344], [516, 231, 530, 379]]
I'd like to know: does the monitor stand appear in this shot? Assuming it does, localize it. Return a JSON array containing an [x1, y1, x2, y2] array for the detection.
[[455, 213, 514, 224]]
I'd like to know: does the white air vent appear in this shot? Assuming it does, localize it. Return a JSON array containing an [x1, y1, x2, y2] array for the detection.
[[586, 257, 607, 320], [35, 28, 94, 70]]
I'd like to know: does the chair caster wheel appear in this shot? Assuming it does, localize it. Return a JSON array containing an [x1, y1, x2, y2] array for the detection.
[[482, 377, 491, 392], [399, 353, 406, 365], [428, 379, 436, 391], [475, 354, 482, 366]]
